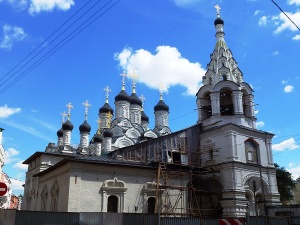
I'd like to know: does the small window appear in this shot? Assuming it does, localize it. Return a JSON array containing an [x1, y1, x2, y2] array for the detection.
[[107, 195, 118, 213], [222, 75, 227, 81]]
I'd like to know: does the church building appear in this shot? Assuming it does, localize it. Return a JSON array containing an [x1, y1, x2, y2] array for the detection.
[[22, 7, 281, 218]]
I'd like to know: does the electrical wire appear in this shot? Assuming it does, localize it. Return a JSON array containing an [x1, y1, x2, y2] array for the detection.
[[0, 0, 120, 95], [271, 0, 300, 31]]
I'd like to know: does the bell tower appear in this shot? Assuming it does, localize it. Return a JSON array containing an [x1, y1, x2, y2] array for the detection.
[[196, 5, 256, 130], [196, 5, 281, 218]]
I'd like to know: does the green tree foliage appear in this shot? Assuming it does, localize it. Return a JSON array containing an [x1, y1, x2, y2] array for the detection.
[[274, 163, 296, 205]]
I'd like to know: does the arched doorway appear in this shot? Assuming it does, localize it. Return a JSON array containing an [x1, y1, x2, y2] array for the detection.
[[189, 177, 223, 218], [107, 195, 118, 213]]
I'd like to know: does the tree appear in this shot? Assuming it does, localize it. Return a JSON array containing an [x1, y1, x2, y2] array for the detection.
[[274, 163, 296, 205]]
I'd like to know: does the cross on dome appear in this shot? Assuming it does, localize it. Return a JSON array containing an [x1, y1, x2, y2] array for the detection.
[[130, 70, 138, 89], [214, 4, 221, 17], [66, 102, 74, 121], [139, 94, 146, 106], [104, 86, 111, 103], [159, 84, 165, 100], [120, 72, 127, 90], [83, 100, 91, 120], [61, 111, 67, 124]]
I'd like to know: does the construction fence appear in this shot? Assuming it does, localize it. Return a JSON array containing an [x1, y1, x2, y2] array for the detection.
[[1, 210, 300, 225]]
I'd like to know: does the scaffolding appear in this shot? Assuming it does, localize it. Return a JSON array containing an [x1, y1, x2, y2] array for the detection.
[[110, 125, 220, 218]]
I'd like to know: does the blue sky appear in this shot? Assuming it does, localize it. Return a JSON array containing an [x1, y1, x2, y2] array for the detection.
[[0, 0, 299, 195]]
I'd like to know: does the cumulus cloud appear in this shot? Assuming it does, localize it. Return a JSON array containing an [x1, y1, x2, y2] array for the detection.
[[4, 148, 20, 164], [0, 105, 21, 118], [0, 24, 27, 50], [256, 121, 264, 128], [29, 0, 75, 14], [272, 138, 299, 151], [288, 0, 300, 5], [273, 11, 300, 34], [293, 34, 300, 40], [258, 16, 268, 26], [10, 178, 25, 195], [254, 10, 261, 16], [12, 160, 28, 171], [287, 164, 300, 179], [284, 85, 294, 93], [114, 46, 205, 95]]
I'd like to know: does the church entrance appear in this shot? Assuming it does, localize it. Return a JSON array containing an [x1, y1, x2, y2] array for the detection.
[[107, 195, 118, 213]]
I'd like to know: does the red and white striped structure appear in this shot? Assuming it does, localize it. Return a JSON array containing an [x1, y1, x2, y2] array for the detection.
[[219, 218, 245, 225]]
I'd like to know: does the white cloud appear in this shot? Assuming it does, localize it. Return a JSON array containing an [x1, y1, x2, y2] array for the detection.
[[256, 121, 264, 128], [284, 85, 294, 92], [0, 0, 28, 10], [4, 148, 20, 164], [288, 0, 300, 5], [0, 24, 27, 50], [258, 16, 268, 26], [9, 178, 24, 195], [293, 34, 300, 40], [0, 104, 21, 118], [114, 46, 205, 95], [273, 11, 300, 34], [29, 0, 75, 14], [254, 109, 259, 115], [12, 160, 28, 171], [254, 10, 261, 16], [287, 165, 300, 179], [272, 51, 279, 56], [272, 138, 299, 151]]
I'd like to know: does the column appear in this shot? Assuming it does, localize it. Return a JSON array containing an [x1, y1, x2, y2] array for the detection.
[[210, 92, 220, 116], [232, 90, 243, 115]]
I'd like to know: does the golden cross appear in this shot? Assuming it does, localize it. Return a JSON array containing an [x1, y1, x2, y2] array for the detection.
[[82, 100, 91, 119]]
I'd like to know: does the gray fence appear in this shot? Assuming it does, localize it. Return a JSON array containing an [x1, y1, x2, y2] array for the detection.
[[1, 210, 300, 225]]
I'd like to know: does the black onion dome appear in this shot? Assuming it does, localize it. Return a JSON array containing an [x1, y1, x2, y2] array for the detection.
[[62, 120, 74, 131], [99, 102, 114, 114], [130, 93, 142, 106], [79, 120, 91, 133], [103, 128, 113, 138], [214, 17, 224, 26], [141, 111, 149, 122], [93, 133, 103, 143], [115, 90, 131, 102], [154, 100, 169, 112], [57, 128, 63, 137]]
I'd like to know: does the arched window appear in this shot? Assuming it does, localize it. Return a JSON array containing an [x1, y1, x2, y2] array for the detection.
[[245, 139, 258, 163], [148, 197, 156, 213], [202, 93, 212, 120], [220, 88, 233, 115], [107, 195, 118, 213]]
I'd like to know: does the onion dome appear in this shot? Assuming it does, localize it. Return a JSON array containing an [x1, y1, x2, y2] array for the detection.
[[214, 17, 224, 26], [103, 128, 113, 138], [141, 111, 149, 122], [99, 102, 114, 114], [154, 100, 169, 112], [130, 93, 142, 106], [57, 128, 63, 137], [79, 120, 91, 133], [93, 133, 103, 143], [62, 120, 74, 131], [115, 90, 131, 102]]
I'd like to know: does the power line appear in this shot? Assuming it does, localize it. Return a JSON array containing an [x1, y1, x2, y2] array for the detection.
[[271, 0, 300, 31], [0, 0, 120, 95]]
